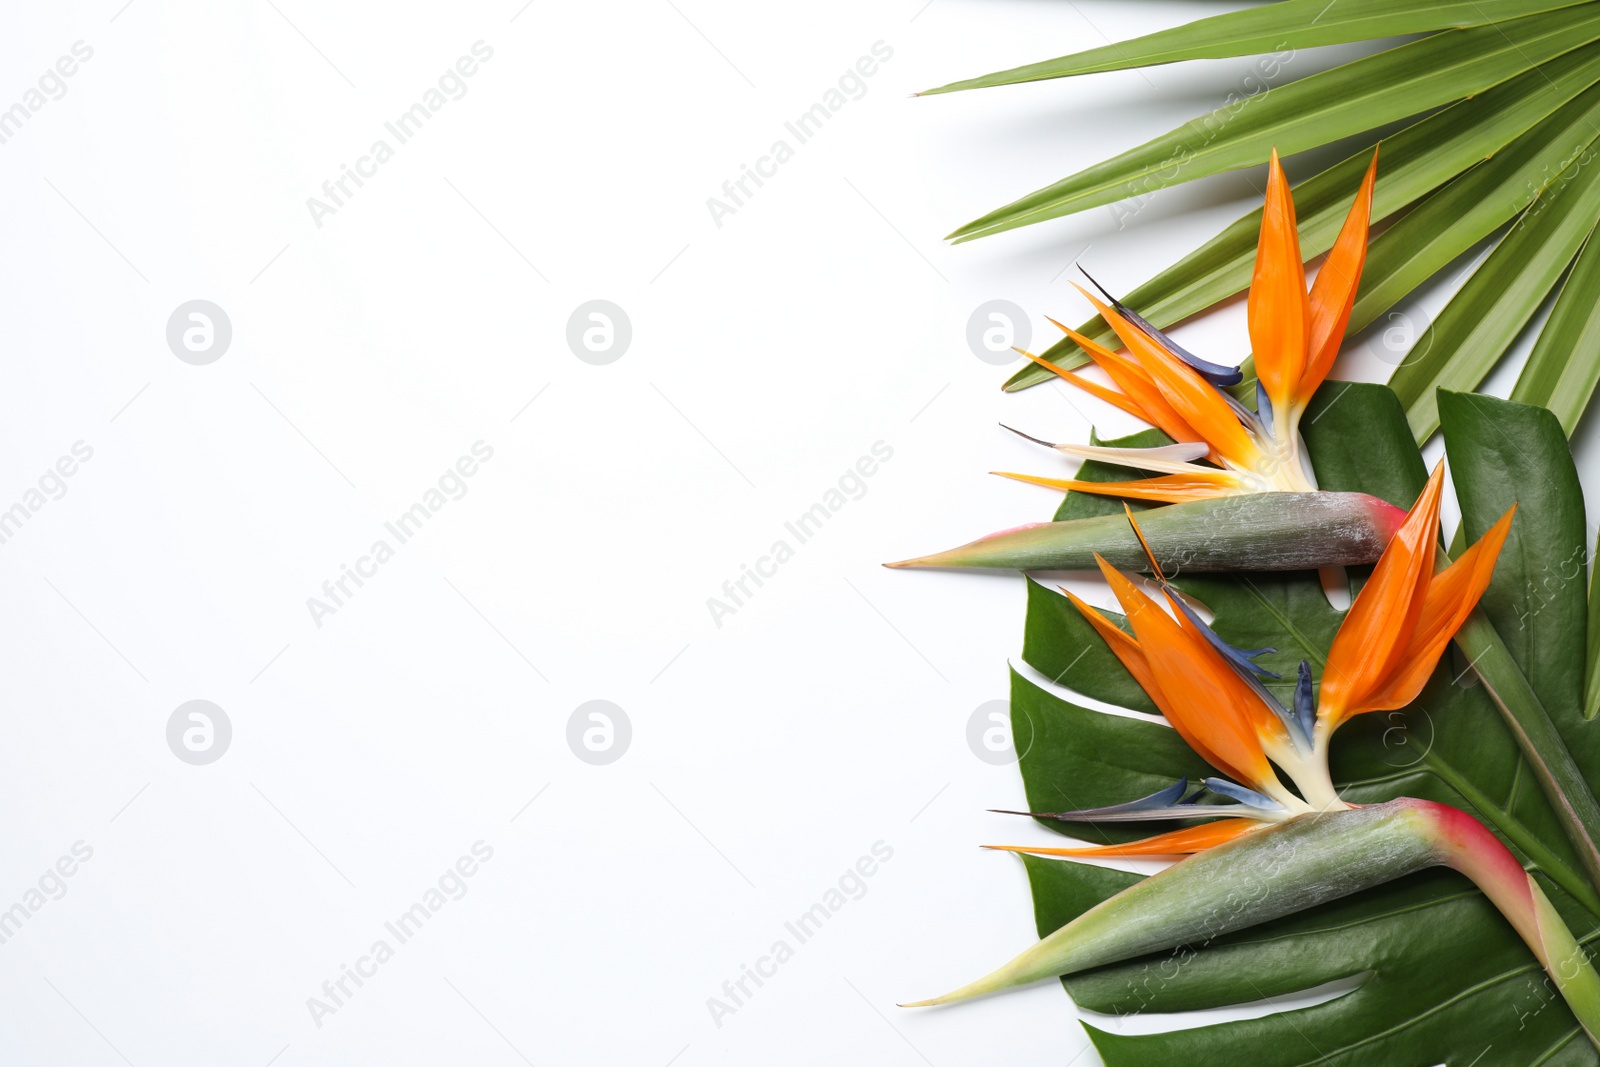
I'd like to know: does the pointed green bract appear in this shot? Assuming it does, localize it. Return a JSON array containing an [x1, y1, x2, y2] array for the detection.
[[905, 803, 1441, 1006], [908, 798, 1600, 1049], [885, 491, 1403, 573]]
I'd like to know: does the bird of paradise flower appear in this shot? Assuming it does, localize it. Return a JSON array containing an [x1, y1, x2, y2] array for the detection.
[[902, 486, 1600, 1048], [896, 150, 1600, 1047], [999, 149, 1376, 505]]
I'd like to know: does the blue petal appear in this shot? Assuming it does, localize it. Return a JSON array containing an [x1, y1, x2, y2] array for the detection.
[[1081, 269, 1244, 387], [1294, 660, 1316, 740], [1158, 588, 1320, 749], [1202, 778, 1282, 810], [1256, 380, 1275, 435], [1165, 592, 1281, 680], [994, 778, 1212, 822]]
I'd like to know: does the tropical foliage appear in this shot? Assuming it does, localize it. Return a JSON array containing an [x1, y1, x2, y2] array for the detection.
[[925, 1, 1600, 440], [898, 25, 1600, 1047], [991, 385, 1600, 1063]]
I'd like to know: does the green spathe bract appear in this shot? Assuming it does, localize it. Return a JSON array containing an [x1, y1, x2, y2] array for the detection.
[[886, 491, 1403, 572], [905, 803, 1438, 1005], [908, 799, 1593, 1049], [905, 798, 1600, 1050]]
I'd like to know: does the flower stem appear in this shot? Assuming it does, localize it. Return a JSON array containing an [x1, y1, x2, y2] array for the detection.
[[1453, 608, 1600, 911], [1421, 800, 1600, 1048]]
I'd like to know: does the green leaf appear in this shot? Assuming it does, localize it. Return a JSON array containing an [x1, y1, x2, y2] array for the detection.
[[1301, 382, 1428, 509], [1024, 578, 1158, 716], [1440, 392, 1598, 767], [922, 0, 1590, 95], [1317, 386, 1600, 896], [1512, 222, 1600, 434], [1347, 83, 1600, 339], [1023, 427, 1167, 713], [1011, 670, 1210, 847], [1390, 158, 1600, 440], [1589, 530, 1600, 722], [1440, 393, 1589, 723], [1005, 382, 1600, 1059], [1004, 47, 1600, 392], [950, 6, 1600, 242], [1001, 70, 1580, 396], [1074, 872, 1598, 1065], [1052, 866, 1572, 1049], [1020, 851, 1138, 933], [1013, 622, 1600, 1059]]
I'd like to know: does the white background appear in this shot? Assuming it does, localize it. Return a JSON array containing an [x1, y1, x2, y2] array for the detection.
[[2, 2, 1595, 1065]]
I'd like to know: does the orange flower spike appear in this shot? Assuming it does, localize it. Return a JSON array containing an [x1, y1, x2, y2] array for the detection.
[[1074, 287, 1261, 466], [1093, 557, 1281, 796], [1317, 464, 1447, 729], [997, 155, 1380, 510], [1075, 568, 1256, 786], [1061, 590, 1155, 690], [1070, 581, 1252, 783], [1359, 505, 1515, 713], [1250, 149, 1311, 417], [1015, 350, 1151, 423], [983, 820, 1258, 859], [1301, 149, 1378, 405], [1169, 602, 1291, 752], [1045, 318, 1204, 446]]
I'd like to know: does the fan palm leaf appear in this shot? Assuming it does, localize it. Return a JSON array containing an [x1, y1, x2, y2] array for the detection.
[[928, 2, 1600, 439]]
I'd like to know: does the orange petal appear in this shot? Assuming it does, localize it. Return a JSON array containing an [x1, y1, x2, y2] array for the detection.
[[1094, 557, 1277, 791], [1073, 290, 1259, 466], [1047, 318, 1204, 446], [1066, 584, 1242, 783], [1319, 464, 1446, 725], [1170, 599, 1291, 751], [984, 820, 1259, 858], [1122, 505, 1287, 752], [1250, 149, 1311, 414], [994, 471, 1245, 504], [1360, 505, 1514, 712], [1016, 350, 1151, 422], [1300, 149, 1377, 403], [1063, 590, 1154, 689]]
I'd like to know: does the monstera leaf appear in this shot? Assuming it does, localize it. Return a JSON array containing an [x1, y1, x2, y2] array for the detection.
[[1008, 383, 1600, 1062]]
